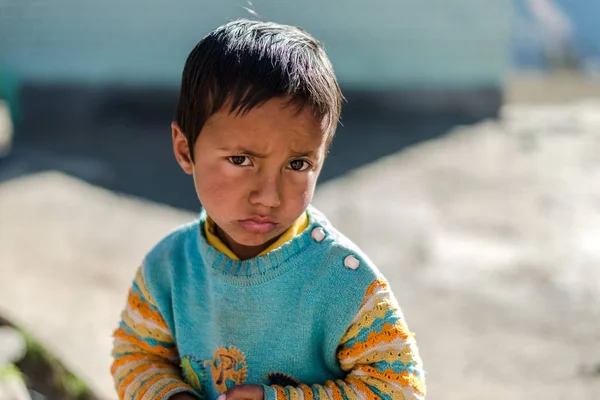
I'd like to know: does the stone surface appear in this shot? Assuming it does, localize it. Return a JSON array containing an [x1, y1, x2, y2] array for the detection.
[[0, 172, 194, 399], [2, 100, 600, 399]]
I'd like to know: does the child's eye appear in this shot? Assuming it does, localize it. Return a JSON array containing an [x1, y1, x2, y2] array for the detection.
[[288, 160, 310, 171], [228, 156, 252, 166]]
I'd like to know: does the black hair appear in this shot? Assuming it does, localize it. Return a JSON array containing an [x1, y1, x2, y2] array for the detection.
[[174, 19, 343, 158]]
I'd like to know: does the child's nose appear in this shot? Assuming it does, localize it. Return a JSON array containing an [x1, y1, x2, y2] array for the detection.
[[249, 174, 281, 208]]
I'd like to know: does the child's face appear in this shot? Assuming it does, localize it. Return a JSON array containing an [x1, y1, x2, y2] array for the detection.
[[173, 97, 328, 259]]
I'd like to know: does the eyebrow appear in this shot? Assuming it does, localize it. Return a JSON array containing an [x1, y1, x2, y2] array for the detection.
[[219, 146, 267, 158], [289, 150, 315, 158], [219, 146, 315, 158]]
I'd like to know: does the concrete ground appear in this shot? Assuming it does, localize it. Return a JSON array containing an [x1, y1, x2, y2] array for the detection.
[[2, 97, 600, 399]]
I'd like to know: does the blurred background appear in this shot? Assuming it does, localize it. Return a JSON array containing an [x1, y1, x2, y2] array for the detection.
[[1, 0, 599, 399]]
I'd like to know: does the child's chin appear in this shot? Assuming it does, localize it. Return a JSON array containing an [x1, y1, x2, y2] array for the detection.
[[236, 234, 275, 247], [233, 231, 279, 247]]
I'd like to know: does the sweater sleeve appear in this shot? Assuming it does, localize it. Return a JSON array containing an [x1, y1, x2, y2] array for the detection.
[[262, 279, 426, 400], [110, 267, 198, 400]]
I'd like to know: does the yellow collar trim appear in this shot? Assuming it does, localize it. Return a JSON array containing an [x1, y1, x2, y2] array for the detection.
[[204, 212, 309, 260]]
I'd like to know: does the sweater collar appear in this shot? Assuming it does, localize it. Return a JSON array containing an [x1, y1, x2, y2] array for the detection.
[[197, 206, 325, 285], [203, 212, 309, 260]]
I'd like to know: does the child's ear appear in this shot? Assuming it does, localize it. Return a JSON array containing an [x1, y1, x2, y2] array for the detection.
[[171, 122, 194, 175]]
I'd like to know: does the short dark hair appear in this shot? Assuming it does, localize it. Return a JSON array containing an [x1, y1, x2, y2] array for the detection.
[[175, 19, 343, 158]]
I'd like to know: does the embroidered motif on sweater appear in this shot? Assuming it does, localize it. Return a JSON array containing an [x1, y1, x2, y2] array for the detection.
[[204, 347, 248, 392], [263, 371, 301, 387], [181, 355, 207, 396]]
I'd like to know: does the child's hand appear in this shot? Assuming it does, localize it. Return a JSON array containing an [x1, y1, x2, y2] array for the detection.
[[217, 384, 264, 400]]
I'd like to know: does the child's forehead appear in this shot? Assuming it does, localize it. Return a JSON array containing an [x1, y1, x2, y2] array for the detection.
[[204, 115, 328, 157], [215, 125, 326, 151], [208, 100, 326, 135]]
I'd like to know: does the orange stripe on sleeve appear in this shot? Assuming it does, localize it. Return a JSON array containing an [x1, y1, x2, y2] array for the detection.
[[127, 291, 169, 330], [113, 327, 175, 359], [345, 377, 381, 400], [298, 384, 314, 400], [324, 381, 344, 400], [154, 381, 195, 399], [355, 367, 425, 395]]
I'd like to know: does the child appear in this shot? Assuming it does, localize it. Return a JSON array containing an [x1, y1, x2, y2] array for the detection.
[[111, 19, 426, 400]]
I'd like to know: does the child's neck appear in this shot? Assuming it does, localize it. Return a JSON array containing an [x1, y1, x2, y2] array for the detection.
[[214, 225, 280, 260]]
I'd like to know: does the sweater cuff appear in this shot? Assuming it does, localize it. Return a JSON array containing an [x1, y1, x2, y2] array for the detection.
[[165, 385, 200, 399], [261, 384, 278, 400]]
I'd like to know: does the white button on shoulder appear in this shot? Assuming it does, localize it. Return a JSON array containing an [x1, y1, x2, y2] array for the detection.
[[311, 227, 325, 242], [344, 255, 360, 270]]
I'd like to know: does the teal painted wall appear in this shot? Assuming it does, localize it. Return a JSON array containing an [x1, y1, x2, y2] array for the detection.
[[0, 0, 512, 89]]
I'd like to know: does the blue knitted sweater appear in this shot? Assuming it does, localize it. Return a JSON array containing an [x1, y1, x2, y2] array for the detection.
[[111, 206, 425, 400]]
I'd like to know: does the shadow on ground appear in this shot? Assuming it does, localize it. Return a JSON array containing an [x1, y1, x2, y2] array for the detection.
[[0, 84, 500, 211]]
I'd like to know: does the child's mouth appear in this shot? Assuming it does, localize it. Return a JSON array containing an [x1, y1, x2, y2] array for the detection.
[[238, 219, 278, 234]]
